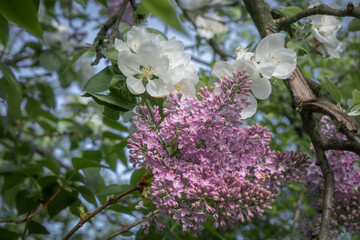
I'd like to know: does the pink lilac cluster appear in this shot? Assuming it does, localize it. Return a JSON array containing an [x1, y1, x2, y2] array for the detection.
[[301, 116, 360, 237], [107, 0, 133, 25], [128, 70, 309, 235]]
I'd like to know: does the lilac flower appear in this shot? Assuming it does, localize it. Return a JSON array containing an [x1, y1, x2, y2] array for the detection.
[[128, 69, 309, 234]]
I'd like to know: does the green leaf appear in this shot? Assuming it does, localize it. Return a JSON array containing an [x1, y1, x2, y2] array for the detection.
[[0, 63, 22, 118], [349, 18, 360, 32], [97, 184, 131, 196], [281, 6, 303, 16], [78, 185, 97, 206], [0, 0, 42, 39], [319, 76, 342, 103], [83, 92, 136, 111], [102, 48, 119, 61], [84, 67, 113, 93], [353, 89, 360, 105], [0, 14, 8, 44], [103, 116, 128, 131], [96, 0, 108, 7], [28, 220, 49, 235], [39, 50, 63, 71], [204, 220, 225, 240], [0, 228, 19, 240], [74, 0, 88, 7], [47, 189, 78, 218], [63, 48, 88, 73], [36, 81, 56, 109], [130, 168, 146, 186], [103, 105, 121, 120], [72, 157, 108, 170], [16, 190, 38, 215], [138, 0, 186, 34], [37, 155, 61, 175]]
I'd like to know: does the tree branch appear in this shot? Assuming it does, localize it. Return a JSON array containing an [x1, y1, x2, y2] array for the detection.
[[91, 0, 129, 66], [275, 2, 360, 31], [62, 184, 142, 240], [0, 187, 63, 224], [101, 210, 160, 240]]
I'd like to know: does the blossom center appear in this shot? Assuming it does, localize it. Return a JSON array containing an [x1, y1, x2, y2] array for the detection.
[[174, 83, 185, 92], [140, 65, 154, 79], [267, 52, 280, 65]]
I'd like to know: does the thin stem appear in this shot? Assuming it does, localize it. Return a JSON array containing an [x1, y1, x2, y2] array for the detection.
[[101, 210, 160, 240], [275, 3, 360, 31], [62, 185, 141, 240], [0, 187, 63, 224], [91, 0, 129, 66]]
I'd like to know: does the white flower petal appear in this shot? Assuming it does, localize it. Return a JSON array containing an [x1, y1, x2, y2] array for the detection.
[[256, 57, 276, 79], [271, 48, 297, 79], [137, 42, 169, 75], [241, 94, 257, 119], [118, 53, 140, 77], [126, 75, 145, 94], [126, 26, 156, 52], [114, 38, 130, 54], [146, 79, 169, 97], [250, 77, 271, 100], [212, 61, 235, 79], [255, 33, 285, 61]]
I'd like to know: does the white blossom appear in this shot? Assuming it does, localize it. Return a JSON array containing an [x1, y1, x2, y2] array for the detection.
[[195, 13, 228, 40], [116, 26, 197, 98], [114, 26, 164, 54], [253, 33, 297, 79], [43, 22, 77, 51], [118, 42, 169, 97], [309, 1, 344, 58]]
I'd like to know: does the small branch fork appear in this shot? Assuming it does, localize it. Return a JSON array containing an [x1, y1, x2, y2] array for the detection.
[[0, 187, 63, 224], [101, 209, 160, 240], [242, 0, 358, 239], [91, 0, 130, 66], [62, 183, 145, 240], [274, 2, 360, 31]]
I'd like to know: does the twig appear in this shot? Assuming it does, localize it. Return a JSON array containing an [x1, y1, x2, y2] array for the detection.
[[190, 55, 212, 66], [62, 184, 142, 240], [0, 187, 63, 224], [274, 3, 360, 31], [22, 219, 31, 240], [108, 0, 130, 45], [101, 209, 160, 240], [335, 61, 360, 84], [29, 142, 73, 170], [291, 190, 304, 240], [91, 0, 130, 66]]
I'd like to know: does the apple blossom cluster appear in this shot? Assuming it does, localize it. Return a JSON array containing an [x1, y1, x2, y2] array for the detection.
[[213, 33, 297, 118], [43, 22, 77, 51], [301, 116, 360, 237], [309, 0, 344, 58], [195, 13, 228, 40], [115, 27, 198, 98], [128, 69, 309, 235]]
